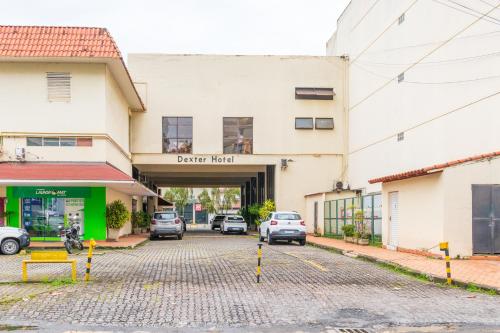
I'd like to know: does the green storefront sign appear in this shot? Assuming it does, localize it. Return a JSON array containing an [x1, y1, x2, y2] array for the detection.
[[11, 186, 91, 198], [6, 186, 106, 241]]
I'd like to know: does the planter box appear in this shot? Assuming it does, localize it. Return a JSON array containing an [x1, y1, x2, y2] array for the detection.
[[357, 238, 370, 245], [107, 228, 120, 241], [344, 236, 355, 243]]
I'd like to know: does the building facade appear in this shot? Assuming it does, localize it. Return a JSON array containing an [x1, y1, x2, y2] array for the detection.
[[321, 0, 500, 256]]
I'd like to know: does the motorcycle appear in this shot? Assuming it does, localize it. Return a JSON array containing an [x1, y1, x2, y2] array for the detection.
[[61, 224, 84, 254]]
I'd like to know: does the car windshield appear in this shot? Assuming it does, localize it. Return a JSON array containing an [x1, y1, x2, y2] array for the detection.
[[275, 213, 301, 220], [154, 212, 176, 220], [227, 216, 245, 222], [214, 215, 225, 220]]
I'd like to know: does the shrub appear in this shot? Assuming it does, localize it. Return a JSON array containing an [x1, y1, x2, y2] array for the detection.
[[106, 200, 130, 230], [341, 224, 355, 237], [131, 211, 141, 228], [258, 199, 276, 220], [139, 211, 151, 228]]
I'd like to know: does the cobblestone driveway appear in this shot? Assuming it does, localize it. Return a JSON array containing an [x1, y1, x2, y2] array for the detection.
[[0, 231, 499, 332]]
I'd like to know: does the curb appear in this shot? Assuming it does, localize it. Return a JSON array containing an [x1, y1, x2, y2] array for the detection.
[[307, 240, 500, 294]]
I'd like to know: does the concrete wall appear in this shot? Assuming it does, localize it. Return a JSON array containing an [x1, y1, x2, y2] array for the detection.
[[381, 173, 445, 255], [106, 187, 133, 237], [128, 55, 347, 218], [305, 193, 324, 234], [328, 0, 500, 193], [0, 62, 133, 174], [443, 157, 500, 257]]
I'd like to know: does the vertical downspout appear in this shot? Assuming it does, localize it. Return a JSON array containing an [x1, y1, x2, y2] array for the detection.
[[341, 55, 350, 184]]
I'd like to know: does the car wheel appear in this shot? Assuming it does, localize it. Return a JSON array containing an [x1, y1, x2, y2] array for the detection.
[[1, 239, 20, 255], [259, 235, 265, 242], [299, 239, 306, 246], [288, 240, 292, 244], [149, 234, 157, 240], [177, 233, 183, 240], [267, 232, 274, 245]]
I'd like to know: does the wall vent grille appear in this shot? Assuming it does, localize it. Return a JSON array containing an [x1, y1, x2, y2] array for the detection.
[[47, 72, 71, 102]]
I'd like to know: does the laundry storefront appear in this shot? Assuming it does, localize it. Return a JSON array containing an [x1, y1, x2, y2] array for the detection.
[[5, 186, 106, 241], [0, 163, 157, 242]]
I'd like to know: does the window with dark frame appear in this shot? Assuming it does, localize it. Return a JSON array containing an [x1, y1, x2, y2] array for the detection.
[[295, 118, 314, 129], [315, 118, 334, 130], [26, 136, 92, 147], [223, 117, 253, 154], [162, 117, 193, 154]]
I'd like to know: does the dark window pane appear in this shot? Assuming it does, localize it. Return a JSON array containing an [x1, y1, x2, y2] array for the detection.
[[27, 137, 42, 146], [43, 137, 60, 146], [60, 137, 76, 146], [315, 118, 334, 129], [223, 117, 253, 154], [162, 117, 193, 154], [295, 118, 313, 129]]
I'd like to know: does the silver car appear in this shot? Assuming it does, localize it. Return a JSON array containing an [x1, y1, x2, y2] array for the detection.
[[150, 211, 184, 240]]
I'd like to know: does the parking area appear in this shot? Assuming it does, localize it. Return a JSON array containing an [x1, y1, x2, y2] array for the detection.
[[0, 231, 499, 332]]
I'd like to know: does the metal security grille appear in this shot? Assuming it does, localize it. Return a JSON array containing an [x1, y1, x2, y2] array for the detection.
[[47, 72, 71, 102]]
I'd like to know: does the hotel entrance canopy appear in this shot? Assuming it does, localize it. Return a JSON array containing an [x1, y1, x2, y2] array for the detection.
[[0, 162, 157, 197]]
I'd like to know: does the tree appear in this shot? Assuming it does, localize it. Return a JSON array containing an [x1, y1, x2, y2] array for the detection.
[[198, 189, 216, 214], [222, 188, 240, 213], [163, 187, 190, 215], [210, 188, 222, 213]]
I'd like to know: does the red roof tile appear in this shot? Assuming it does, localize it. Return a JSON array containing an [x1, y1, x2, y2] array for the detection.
[[369, 151, 500, 184], [0, 163, 133, 181], [0, 26, 121, 58]]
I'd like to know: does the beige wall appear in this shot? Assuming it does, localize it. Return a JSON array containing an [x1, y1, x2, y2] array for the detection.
[[0, 62, 133, 174], [106, 187, 132, 236], [328, 0, 500, 193], [0, 186, 5, 197], [128, 55, 346, 218], [382, 173, 445, 256], [305, 193, 325, 234], [443, 157, 500, 257]]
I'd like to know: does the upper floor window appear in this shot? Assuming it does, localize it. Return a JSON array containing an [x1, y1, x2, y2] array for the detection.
[[315, 118, 334, 130], [295, 117, 313, 129], [27, 136, 92, 147], [162, 117, 193, 154], [223, 117, 253, 154], [47, 72, 71, 102]]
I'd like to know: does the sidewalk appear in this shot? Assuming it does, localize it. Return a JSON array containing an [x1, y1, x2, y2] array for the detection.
[[29, 233, 148, 249], [307, 235, 500, 291]]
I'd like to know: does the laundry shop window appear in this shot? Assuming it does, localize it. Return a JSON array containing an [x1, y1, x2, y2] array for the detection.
[[223, 117, 253, 154], [162, 117, 193, 154]]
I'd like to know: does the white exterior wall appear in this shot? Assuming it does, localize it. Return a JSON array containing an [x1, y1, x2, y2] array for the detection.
[[0, 62, 133, 174], [382, 173, 445, 256], [328, 0, 500, 193], [129, 55, 346, 218]]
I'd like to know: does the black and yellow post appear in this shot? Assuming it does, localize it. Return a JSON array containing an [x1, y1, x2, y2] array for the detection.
[[439, 242, 452, 285], [84, 239, 97, 282], [256, 243, 263, 283]]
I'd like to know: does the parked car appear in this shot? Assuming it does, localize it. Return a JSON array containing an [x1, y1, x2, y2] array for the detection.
[[150, 211, 184, 240], [210, 214, 226, 230], [259, 211, 306, 246], [221, 215, 247, 235], [0, 227, 30, 255]]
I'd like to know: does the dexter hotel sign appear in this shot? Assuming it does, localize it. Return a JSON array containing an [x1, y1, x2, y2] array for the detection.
[[177, 155, 235, 164]]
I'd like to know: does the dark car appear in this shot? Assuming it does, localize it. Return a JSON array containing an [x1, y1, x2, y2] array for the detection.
[[210, 215, 226, 230]]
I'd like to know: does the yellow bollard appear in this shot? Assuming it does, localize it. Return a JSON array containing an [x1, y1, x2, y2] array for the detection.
[[439, 242, 452, 285], [256, 243, 263, 283], [84, 239, 97, 282]]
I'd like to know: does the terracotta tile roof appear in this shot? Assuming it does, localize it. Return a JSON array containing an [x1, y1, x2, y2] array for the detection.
[[0, 25, 121, 58], [0, 163, 133, 181], [369, 151, 500, 184]]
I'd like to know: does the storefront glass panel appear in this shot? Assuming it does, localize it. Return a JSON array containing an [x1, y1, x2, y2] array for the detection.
[[22, 198, 84, 241]]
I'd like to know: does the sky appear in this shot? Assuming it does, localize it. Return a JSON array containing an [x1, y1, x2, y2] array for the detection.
[[0, 0, 350, 58]]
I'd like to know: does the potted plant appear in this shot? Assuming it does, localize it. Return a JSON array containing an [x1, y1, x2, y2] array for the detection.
[[140, 211, 151, 233], [341, 224, 355, 243], [131, 211, 142, 235], [358, 232, 371, 245], [106, 200, 130, 241]]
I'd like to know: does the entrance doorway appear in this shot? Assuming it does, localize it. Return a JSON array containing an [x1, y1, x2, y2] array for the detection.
[[388, 192, 399, 250], [472, 185, 500, 254], [0, 198, 4, 227]]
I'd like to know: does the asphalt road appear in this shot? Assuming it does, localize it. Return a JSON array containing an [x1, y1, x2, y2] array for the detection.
[[0, 230, 499, 332]]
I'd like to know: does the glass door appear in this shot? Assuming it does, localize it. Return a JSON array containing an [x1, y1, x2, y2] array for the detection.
[[22, 198, 66, 241]]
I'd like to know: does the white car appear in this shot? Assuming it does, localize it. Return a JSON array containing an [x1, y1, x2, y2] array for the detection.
[[259, 211, 306, 246], [150, 211, 184, 240], [221, 215, 247, 235], [0, 227, 30, 255]]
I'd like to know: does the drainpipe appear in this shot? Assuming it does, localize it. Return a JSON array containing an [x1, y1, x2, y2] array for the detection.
[[340, 54, 350, 184]]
